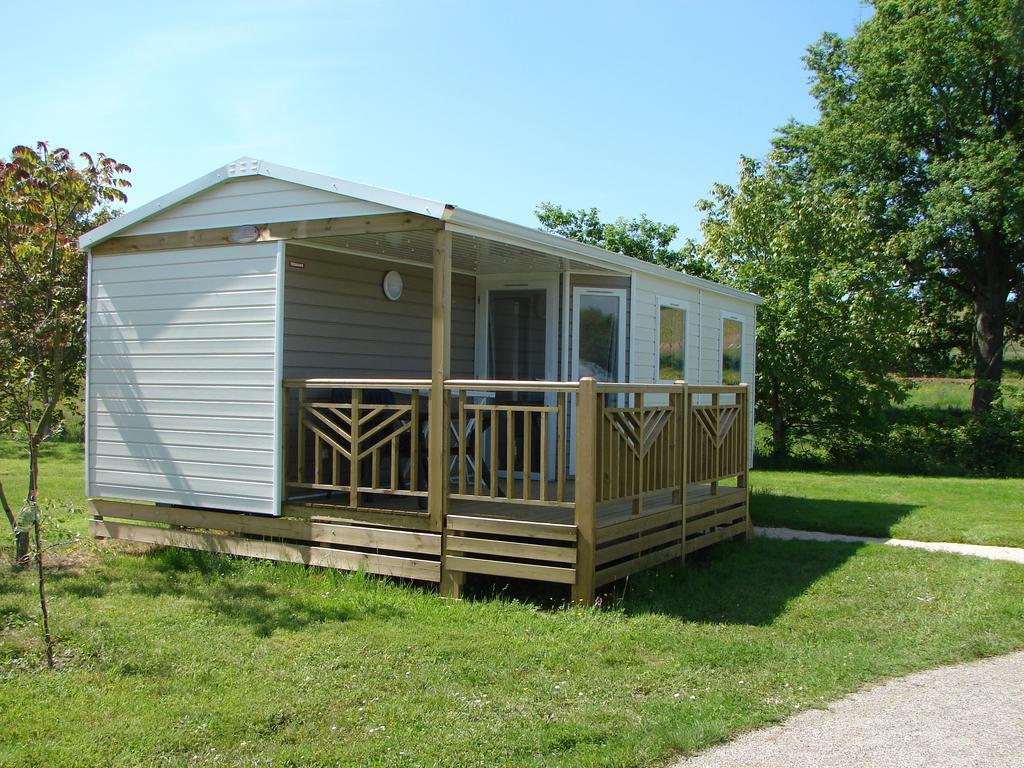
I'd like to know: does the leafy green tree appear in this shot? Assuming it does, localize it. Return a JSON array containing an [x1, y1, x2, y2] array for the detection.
[[791, 0, 1024, 412], [0, 143, 130, 665], [535, 203, 720, 279], [695, 154, 913, 459]]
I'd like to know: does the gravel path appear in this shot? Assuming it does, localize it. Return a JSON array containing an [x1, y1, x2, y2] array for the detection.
[[756, 526, 1024, 564], [672, 651, 1024, 767]]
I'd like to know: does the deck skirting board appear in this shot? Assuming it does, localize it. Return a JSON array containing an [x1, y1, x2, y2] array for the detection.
[[89, 487, 750, 594], [91, 519, 441, 582]]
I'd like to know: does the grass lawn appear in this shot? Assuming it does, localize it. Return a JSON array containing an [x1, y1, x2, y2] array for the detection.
[[0, 440, 87, 538], [751, 470, 1024, 548], [0, 539, 1022, 768], [1, 441, 1022, 766]]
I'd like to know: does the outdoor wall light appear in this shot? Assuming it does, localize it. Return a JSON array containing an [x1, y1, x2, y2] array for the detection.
[[382, 270, 404, 301]]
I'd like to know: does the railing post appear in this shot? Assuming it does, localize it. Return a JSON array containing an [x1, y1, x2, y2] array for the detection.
[[739, 383, 752, 541], [633, 391, 644, 516], [429, 228, 452, 534], [710, 391, 720, 496], [432, 229, 462, 598], [349, 387, 362, 509], [676, 380, 689, 562], [296, 386, 306, 486], [573, 377, 598, 605]]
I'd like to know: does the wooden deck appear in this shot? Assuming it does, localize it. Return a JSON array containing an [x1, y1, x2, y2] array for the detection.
[[91, 378, 752, 604]]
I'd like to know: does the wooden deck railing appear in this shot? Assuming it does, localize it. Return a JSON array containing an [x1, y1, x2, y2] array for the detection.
[[444, 380, 576, 507], [283, 379, 432, 508], [282, 376, 751, 603], [283, 377, 750, 515]]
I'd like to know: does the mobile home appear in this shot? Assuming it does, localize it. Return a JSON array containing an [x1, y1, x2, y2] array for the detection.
[[81, 158, 761, 602]]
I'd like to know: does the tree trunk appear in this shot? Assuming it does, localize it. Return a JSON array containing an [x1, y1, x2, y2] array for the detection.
[[970, 280, 1009, 415], [0, 478, 30, 567]]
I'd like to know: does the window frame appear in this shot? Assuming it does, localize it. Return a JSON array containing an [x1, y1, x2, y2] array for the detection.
[[720, 311, 745, 385], [655, 296, 690, 383]]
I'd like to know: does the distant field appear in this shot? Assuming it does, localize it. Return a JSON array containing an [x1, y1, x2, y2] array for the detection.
[[904, 377, 1022, 411]]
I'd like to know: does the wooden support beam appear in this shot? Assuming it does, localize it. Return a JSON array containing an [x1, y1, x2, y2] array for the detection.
[[91, 213, 442, 255], [430, 228, 460, 598], [572, 377, 598, 605]]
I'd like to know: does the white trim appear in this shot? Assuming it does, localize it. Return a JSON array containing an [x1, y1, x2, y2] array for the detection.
[[697, 289, 704, 383], [749, 304, 758, 467], [719, 310, 745, 385], [570, 287, 628, 382], [79, 157, 449, 249], [654, 296, 692, 384], [254, 160, 448, 218], [570, 286, 627, 472], [272, 241, 286, 516], [447, 210, 763, 305], [83, 251, 93, 498], [628, 276, 638, 383], [560, 270, 571, 381], [78, 156, 763, 307]]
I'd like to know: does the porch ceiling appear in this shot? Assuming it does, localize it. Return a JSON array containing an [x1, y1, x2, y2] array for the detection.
[[298, 229, 623, 276]]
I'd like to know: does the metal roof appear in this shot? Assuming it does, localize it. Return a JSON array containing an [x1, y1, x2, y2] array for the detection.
[[80, 157, 763, 305]]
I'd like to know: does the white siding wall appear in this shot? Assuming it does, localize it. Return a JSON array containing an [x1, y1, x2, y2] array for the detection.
[[633, 273, 757, 460], [87, 243, 280, 514], [124, 177, 400, 236]]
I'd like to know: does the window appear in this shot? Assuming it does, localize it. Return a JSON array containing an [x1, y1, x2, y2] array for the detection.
[[722, 316, 743, 385], [657, 304, 686, 381]]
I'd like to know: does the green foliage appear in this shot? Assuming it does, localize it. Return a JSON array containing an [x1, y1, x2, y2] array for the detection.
[[694, 155, 913, 458], [794, 0, 1024, 410], [534, 202, 719, 278], [0, 142, 129, 489]]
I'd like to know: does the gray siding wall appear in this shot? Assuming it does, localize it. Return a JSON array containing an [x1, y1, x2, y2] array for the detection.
[[283, 244, 475, 378], [87, 242, 280, 514]]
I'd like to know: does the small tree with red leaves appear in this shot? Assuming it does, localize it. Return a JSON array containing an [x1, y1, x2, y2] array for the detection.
[[0, 142, 130, 666]]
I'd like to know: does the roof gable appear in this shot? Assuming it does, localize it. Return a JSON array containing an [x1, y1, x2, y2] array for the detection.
[[80, 157, 448, 248]]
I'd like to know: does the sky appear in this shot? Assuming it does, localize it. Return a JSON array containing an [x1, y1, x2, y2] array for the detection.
[[0, 1, 869, 241]]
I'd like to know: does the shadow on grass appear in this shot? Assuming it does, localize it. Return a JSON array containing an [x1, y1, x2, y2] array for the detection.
[[617, 537, 865, 625], [47, 547, 408, 637], [460, 537, 867, 627], [751, 491, 920, 538]]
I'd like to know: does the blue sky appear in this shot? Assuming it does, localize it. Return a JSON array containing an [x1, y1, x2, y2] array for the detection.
[[1, 1, 868, 241]]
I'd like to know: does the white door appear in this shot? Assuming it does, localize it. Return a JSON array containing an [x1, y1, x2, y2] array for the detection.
[[571, 287, 627, 383], [570, 287, 627, 470], [475, 276, 558, 478]]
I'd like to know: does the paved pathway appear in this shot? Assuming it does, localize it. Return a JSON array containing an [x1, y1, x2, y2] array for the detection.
[[673, 651, 1024, 768], [756, 526, 1024, 565]]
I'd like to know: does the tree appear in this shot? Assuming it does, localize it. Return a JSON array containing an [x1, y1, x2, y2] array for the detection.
[[0, 143, 130, 665], [535, 203, 720, 279], [695, 154, 912, 459], [793, 0, 1024, 412]]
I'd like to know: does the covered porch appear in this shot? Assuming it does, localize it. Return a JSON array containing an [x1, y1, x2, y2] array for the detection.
[[87, 182, 754, 603]]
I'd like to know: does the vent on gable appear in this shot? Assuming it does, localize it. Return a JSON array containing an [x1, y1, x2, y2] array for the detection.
[[226, 158, 261, 177]]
